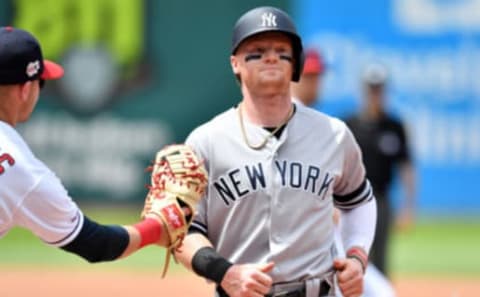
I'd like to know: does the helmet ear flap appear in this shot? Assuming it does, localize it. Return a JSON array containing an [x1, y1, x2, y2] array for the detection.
[[231, 6, 304, 82], [291, 37, 304, 82]]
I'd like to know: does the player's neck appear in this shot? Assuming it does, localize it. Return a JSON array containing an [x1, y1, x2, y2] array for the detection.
[[241, 94, 293, 127], [0, 102, 18, 127]]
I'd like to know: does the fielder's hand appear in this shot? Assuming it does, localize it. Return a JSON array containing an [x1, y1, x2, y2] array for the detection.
[[141, 144, 208, 276]]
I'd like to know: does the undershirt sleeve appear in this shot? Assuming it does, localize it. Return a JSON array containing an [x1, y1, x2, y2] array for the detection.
[[60, 215, 129, 263], [339, 197, 377, 254]]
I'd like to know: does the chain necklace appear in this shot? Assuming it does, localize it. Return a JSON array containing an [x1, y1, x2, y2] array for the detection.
[[238, 102, 294, 150]]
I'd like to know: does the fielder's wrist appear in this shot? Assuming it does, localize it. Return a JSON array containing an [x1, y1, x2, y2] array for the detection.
[[133, 218, 163, 248], [346, 246, 368, 273]]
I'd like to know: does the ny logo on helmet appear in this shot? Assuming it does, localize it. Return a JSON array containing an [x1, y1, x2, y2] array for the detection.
[[261, 12, 277, 27]]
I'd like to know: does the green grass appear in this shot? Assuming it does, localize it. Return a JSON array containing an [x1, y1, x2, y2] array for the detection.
[[390, 218, 480, 277], [2, 206, 480, 277]]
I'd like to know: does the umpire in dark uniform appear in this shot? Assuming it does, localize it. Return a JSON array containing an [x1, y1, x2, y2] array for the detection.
[[345, 63, 416, 276]]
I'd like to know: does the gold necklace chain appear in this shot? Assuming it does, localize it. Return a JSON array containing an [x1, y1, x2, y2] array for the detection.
[[237, 102, 294, 150]]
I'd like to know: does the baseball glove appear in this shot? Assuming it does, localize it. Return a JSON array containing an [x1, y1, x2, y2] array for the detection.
[[141, 144, 208, 277]]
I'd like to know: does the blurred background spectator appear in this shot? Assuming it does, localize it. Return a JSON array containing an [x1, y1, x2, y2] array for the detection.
[[344, 63, 416, 277]]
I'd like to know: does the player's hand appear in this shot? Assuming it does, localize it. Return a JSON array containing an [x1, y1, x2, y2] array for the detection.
[[147, 207, 192, 247], [141, 144, 208, 277], [334, 258, 364, 297], [220, 262, 274, 297]]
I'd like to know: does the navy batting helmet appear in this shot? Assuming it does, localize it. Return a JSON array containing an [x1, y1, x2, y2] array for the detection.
[[231, 6, 304, 82]]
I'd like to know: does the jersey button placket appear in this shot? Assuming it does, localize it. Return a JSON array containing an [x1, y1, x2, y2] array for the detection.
[[268, 147, 285, 255]]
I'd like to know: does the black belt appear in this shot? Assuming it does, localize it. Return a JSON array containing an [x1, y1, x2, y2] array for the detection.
[[265, 281, 330, 297], [216, 281, 330, 297]]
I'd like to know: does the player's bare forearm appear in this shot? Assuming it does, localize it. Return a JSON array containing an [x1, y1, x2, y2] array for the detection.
[[174, 233, 213, 271], [119, 225, 169, 259], [397, 162, 416, 230], [400, 161, 416, 210]]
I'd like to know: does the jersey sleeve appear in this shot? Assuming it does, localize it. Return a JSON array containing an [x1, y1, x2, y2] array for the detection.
[[333, 124, 374, 210], [14, 170, 84, 247], [185, 128, 209, 236]]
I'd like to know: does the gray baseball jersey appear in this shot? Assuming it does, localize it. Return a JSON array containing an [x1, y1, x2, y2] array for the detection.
[[186, 102, 373, 283]]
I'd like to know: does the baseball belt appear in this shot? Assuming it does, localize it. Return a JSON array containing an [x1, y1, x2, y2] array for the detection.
[[265, 279, 331, 297]]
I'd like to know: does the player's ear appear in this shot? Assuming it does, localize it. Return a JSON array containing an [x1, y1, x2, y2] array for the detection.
[[230, 55, 240, 76], [19, 81, 33, 102]]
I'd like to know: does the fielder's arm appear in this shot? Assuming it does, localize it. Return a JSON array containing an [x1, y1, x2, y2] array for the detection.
[[397, 161, 416, 230], [18, 173, 168, 263], [61, 214, 168, 263]]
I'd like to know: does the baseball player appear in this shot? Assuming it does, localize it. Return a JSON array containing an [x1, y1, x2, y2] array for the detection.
[[0, 27, 198, 263], [174, 7, 377, 297], [293, 49, 396, 297]]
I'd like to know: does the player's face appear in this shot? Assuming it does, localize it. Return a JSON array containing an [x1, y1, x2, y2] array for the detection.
[[365, 84, 385, 109], [231, 32, 294, 95]]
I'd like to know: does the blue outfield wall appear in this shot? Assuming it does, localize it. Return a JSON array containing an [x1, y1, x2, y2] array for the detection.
[[293, 0, 480, 214]]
